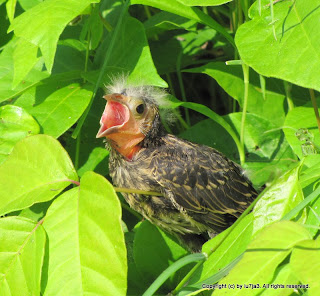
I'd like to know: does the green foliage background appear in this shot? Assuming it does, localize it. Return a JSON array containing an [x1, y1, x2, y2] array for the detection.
[[0, 0, 320, 295]]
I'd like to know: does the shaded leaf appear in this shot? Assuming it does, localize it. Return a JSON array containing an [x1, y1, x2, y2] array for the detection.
[[177, 0, 231, 5], [77, 147, 109, 177], [0, 105, 40, 164], [42, 172, 127, 295], [0, 216, 46, 296], [92, 15, 166, 87], [131, 0, 234, 46], [0, 134, 77, 216], [133, 221, 189, 290], [236, 0, 320, 92], [185, 62, 286, 126]]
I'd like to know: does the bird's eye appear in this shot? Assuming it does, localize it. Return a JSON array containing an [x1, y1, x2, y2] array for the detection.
[[136, 103, 145, 114]]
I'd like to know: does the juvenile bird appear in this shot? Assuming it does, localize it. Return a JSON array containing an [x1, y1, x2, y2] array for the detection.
[[96, 78, 257, 252]]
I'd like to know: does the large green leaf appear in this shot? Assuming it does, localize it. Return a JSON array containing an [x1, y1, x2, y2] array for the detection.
[[0, 40, 48, 102], [0, 105, 40, 165], [133, 221, 189, 290], [185, 62, 286, 126], [195, 214, 253, 285], [236, 0, 320, 92], [226, 113, 296, 186], [253, 165, 305, 235], [290, 237, 320, 296], [131, 0, 234, 46], [259, 264, 298, 296], [42, 172, 127, 295], [27, 83, 92, 138], [92, 15, 166, 87], [0, 134, 77, 216], [0, 216, 46, 296], [215, 221, 311, 296], [9, 0, 96, 75]]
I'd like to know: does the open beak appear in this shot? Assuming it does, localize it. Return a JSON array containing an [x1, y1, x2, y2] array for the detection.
[[96, 94, 130, 138]]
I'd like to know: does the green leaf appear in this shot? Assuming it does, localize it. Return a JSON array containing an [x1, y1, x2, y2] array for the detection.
[[299, 154, 320, 188], [196, 214, 253, 284], [29, 83, 92, 138], [92, 16, 167, 87], [185, 62, 287, 126], [235, 0, 320, 92], [9, 0, 96, 73], [0, 134, 77, 216], [253, 165, 304, 235], [42, 172, 127, 295], [226, 112, 296, 186], [133, 221, 189, 290], [131, 0, 234, 46], [0, 40, 49, 103], [0, 216, 46, 296], [12, 38, 39, 88], [6, 0, 17, 23], [259, 264, 298, 296], [18, 0, 43, 11], [284, 106, 320, 159], [177, 0, 232, 6], [144, 11, 196, 37], [0, 105, 40, 165], [291, 237, 320, 296], [77, 147, 109, 177], [215, 221, 311, 296]]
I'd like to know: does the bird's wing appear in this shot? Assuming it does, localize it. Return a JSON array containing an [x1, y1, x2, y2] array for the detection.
[[150, 136, 257, 232]]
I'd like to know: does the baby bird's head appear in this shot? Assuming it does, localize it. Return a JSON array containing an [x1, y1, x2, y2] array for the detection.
[[96, 77, 170, 160]]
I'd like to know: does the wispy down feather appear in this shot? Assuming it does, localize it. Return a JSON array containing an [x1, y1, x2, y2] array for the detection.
[[105, 74, 177, 124]]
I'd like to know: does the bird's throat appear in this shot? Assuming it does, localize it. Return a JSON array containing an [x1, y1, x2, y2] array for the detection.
[[107, 132, 144, 160]]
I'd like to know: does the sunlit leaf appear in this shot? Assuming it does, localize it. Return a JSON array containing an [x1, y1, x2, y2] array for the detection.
[[42, 172, 127, 295], [9, 0, 97, 73], [0, 134, 77, 216], [29, 83, 92, 138], [215, 221, 311, 296], [291, 237, 320, 296], [253, 165, 305, 235], [284, 106, 320, 159], [236, 0, 320, 92], [0, 216, 46, 296], [0, 105, 40, 164]]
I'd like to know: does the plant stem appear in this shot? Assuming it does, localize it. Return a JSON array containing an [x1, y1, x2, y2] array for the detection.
[[172, 260, 204, 294], [142, 253, 207, 296], [284, 81, 294, 111], [177, 52, 191, 127], [75, 130, 81, 170], [240, 63, 249, 165], [309, 89, 320, 135], [114, 187, 163, 196], [72, 0, 130, 139]]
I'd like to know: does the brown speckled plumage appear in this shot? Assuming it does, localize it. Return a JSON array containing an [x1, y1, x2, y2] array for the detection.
[[98, 80, 257, 252]]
